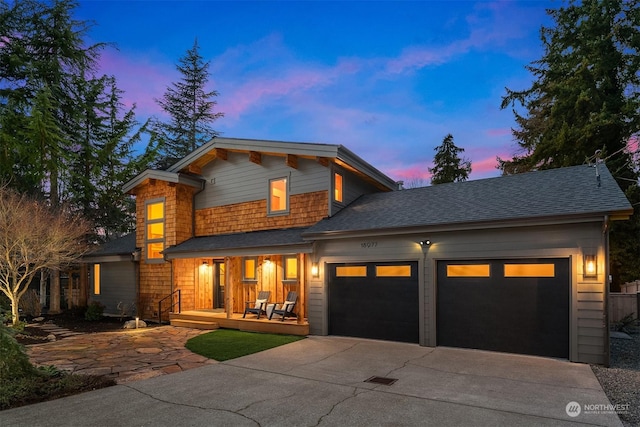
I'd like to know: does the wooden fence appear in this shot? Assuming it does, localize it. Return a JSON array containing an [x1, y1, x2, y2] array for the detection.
[[620, 281, 640, 294], [609, 293, 638, 323]]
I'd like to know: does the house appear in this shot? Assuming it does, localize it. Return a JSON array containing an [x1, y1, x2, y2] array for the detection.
[[84, 233, 138, 317], [91, 137, 632, 365], [119, 137, 396, 334]]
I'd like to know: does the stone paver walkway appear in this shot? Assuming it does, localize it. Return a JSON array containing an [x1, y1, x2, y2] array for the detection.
[[27, 326, 216, 384]]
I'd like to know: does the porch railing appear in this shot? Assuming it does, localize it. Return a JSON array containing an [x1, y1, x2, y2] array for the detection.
[[158, 289, 181, 325]]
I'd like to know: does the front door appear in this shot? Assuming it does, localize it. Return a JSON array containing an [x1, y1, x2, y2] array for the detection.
[[196, 260, 225, 310], [213, 261, 225, 309]]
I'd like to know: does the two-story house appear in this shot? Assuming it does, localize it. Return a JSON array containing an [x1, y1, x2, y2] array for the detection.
[[118, 137, 395, 335], [87, 137, 633, 365]]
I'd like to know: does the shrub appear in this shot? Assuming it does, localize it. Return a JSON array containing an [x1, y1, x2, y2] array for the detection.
[[84, 301, 105, 321], [0, 313, 36, 381], [19, 289, 42, 317], [614, 312, 638, 333]]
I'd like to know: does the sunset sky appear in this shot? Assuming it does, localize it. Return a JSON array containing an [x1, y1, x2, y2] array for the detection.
[[75, 0, 556, 182]]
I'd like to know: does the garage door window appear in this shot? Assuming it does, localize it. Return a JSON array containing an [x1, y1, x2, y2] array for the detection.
[[504, 263, 555, 277], [446, 264, 490, 277], [376, 265, 412, 277], [335, 266, 367, 277]]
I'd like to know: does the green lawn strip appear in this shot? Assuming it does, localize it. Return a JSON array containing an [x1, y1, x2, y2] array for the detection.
[[185, 329, 305, 361]]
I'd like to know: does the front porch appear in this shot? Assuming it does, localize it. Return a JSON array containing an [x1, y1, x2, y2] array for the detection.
[[169, 310, 310, 336]]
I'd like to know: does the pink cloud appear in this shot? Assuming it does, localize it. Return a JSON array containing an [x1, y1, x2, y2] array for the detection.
[[218, 55, 366, 122], [97, 50, 178, 117]]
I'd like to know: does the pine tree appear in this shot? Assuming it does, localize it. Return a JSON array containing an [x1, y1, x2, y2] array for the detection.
[[429, 134, 472, 185], [0, 0, 159, 309], [154, 39, 223, 167], [499, 0, 639, 178], [499, 0, 640, 287]]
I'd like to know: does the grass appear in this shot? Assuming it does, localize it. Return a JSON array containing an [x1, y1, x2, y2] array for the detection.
[[185, 329, 305, 361]]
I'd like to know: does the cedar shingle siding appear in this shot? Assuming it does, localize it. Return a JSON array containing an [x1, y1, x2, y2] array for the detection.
[[195, 191, 328, 235]]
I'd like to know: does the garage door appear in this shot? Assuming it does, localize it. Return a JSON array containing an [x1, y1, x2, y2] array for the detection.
[[437, 259, 569, 358], [329, 262, 419, 343]]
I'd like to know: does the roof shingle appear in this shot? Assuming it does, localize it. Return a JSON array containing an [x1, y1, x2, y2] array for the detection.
[[305, 164, 632, 235]]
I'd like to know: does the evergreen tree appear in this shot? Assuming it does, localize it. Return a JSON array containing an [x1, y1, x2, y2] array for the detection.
[[0, 0, 160, 308], [93, 77, 159, 241], [499, 0, 640, 287], [429, 134, 472, 185], [154, 39, 223, 167], [500, 0, 639, 177]]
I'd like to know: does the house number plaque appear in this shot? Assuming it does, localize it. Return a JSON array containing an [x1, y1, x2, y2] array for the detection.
[[360, 241, 378, 248]]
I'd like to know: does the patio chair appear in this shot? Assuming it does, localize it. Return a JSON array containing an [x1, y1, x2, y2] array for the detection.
[[268, 291, 298, 321], [243, 290, 271, 319]]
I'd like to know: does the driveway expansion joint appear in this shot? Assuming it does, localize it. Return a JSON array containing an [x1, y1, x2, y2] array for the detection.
[[122, 384, 261, 426]]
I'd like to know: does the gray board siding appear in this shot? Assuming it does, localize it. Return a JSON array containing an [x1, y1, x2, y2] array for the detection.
[[90, 261, 136, 317], [195, 152, 328, 210], [306, 164, 632, 235], [331, 164, 382, 217], [309, 221, 607, 364]]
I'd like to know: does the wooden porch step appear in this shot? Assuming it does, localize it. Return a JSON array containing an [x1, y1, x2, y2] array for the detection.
[[170, 318, 219, 330], [170, 311, 222, 322]]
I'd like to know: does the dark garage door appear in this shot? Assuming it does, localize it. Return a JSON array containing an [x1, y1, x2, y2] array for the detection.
[[329, 262, 419, 343], [437, 258, 569, 358]]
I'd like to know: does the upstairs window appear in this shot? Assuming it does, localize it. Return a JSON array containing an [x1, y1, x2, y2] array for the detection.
[[146, 199, 165, 262], [268, 177, 288, 214], [334, 172, 343, 203]]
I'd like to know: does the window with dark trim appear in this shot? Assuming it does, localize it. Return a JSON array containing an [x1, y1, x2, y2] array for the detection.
[[243, 257, 258, 281], [268, 177, 289, 215], [145, 199, 165, 263]]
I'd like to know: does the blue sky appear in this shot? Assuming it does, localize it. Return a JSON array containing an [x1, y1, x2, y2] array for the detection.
[[75, 0, 556, 183]]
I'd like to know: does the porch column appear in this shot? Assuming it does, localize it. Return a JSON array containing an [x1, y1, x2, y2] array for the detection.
[[225, 256, 235, 319], [79, 264, 88, 307], [298, 253, 306, 325]]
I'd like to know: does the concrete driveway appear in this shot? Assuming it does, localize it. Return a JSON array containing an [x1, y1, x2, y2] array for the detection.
[[1, 336, 622, 426]]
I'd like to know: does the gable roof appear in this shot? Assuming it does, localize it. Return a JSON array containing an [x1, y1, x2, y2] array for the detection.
[[84, 233, 137, 263], [163, 227, 313, 259], [122, 169, 204, 194], [166, 137, 398, 191], [304, 164, 633, 238]]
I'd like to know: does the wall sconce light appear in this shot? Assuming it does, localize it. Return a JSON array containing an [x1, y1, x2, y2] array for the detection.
[[264, 257, 271, 265], [584, 254, 597, 279], [419, 239, 431, 247], [202, 260, 208, 266], [311, 262, 319, 278]]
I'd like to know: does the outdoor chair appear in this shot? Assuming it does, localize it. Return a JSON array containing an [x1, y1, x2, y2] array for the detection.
[[243, 290, 271, 319], [268, 291, 298, 321]]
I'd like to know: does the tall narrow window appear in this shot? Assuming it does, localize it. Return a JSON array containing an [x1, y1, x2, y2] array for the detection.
[[269, 177, 288, 214], [93, 264, 101, 295], [334, 172, 343, 203], [146, 199, 165, 262]]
